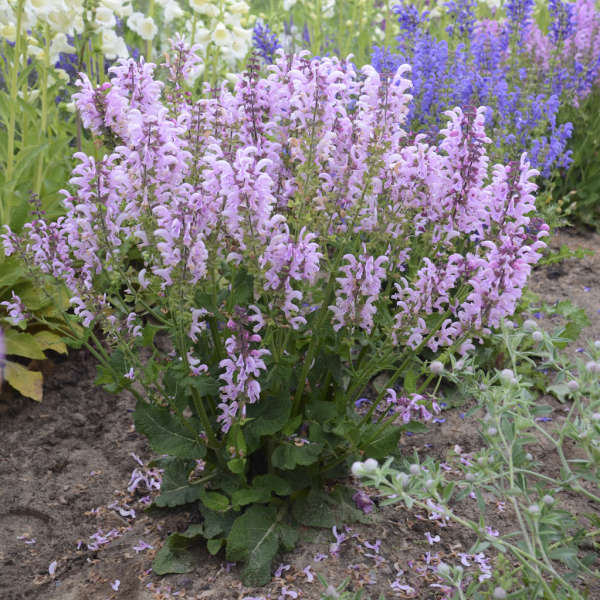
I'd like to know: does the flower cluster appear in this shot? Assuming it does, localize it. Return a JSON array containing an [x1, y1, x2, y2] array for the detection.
[[2, 44, 546, 437], [370, 0, 600, 177]]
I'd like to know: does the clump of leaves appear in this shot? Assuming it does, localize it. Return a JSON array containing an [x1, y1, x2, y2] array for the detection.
[[0, 254, 72, 401]]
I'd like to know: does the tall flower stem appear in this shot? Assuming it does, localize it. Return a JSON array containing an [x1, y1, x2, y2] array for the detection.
[[4, 0, 26, 225], [34, 25, 51, 196]]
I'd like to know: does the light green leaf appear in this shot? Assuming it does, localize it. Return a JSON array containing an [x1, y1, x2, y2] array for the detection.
[[4, 360, 43, 401], [3, 329, 46, 359]]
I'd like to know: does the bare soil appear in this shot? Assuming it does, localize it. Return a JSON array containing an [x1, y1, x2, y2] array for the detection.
[[1, 228, 599, 600]]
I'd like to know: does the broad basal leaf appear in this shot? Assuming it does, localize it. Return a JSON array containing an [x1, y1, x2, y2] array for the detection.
[[226, 505, 280, 587], [271, 441, 322, 470], [154, 458, 205, 508], [134, 400, 206, 459], [152, 524, 204, 575]]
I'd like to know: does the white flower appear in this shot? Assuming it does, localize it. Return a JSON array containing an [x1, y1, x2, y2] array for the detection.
[[321, 0, 335, 18], [363, 458, 378, 473], [351, 462, 365, 477], [198, 3, 219, 17], [283, 0, 298, 10], [100, 0, 133, 18], [101, 28, 128, 60], [162, 0, 183, 23], [232, 24, 252, 42], [137, 16, 157, 40], [430, 360, 444, 375], [229, 1, 249, 14], [127, 11, 145, 33], [0, 23, 16, 42], [212, 22, 230, 47], [50, 32, 76, 64], [225, 72, 240, 85], [55, 68, 69, 82], [27, 43, 44, 60], [192, 25, 211, 44], [95, 6, 116, 29], [189, 0, 207, 10], [229, 36, 249, 60]]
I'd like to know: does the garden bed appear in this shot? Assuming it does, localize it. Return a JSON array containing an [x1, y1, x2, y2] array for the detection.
[[1, 227, 599, 600]]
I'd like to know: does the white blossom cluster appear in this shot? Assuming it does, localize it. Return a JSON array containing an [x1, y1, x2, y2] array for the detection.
[[0, 0, 255, 93], [184, 0, 254, 70]]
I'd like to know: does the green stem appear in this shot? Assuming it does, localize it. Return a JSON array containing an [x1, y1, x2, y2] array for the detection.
[[5, 0, 25, 216], [34, 25, 51, 196]]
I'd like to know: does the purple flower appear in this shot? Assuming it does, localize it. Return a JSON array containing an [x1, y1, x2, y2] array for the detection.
[[352, 490, 375, 514], [1, 291, 27, 325], [133, 540, 154, 553]]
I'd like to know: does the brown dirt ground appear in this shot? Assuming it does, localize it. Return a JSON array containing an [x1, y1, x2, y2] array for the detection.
[[1, 228, 599, 600]]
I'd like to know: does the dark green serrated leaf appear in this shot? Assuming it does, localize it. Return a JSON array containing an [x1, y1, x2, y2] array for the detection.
[[292, 489, 335, 528], [226, 505, 281, 587], [359, 424, 402, 459], [271, 441, 323, 470], [152, 525, 204, 575], [199, 503, 237, 539], [134, 400, 205, 459], [244, 392, 292, 452], [199, 488, 230, 512], [154, 459, 204, 508], [231, 474, 292, 508], [207, 538, 224, 555], [277, 522, 299, 551]]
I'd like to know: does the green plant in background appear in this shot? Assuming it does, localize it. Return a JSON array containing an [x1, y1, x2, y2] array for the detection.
[[353, 322, 600, 599], [551, 89, 600, 228]]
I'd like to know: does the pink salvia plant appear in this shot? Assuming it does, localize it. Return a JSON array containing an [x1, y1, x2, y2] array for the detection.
[[1, 44, 547, 560]]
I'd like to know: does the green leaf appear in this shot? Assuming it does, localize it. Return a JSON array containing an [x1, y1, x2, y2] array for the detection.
[[33, 330, 67, 354], [359, 424, 402, 459], [199, 504, 236, 539], [230, 266, 254, 307], [134, 400, 206, 459], [231, 474, 292, 508], [244, 392, 292, 452], [403, 369, 417, 394], [547, 383, 571, 402], [142, 323, 163, 347], [292, 486, 371, 528], [199, 488, 230, 512], [154, 458, 205, 508], [3, 329, 46, 359], [277, 522, 299, 551], [206, 538, 223, 555], [306, 399, 338, 423], [0, 255, 26, 288], [271, 441, 323, 470], [292, 489, 336, 528], [152, 525, 204, 575], [4, 360, 43, 401], [226, 505, 280, 586], [227, 458, 246, 474]]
